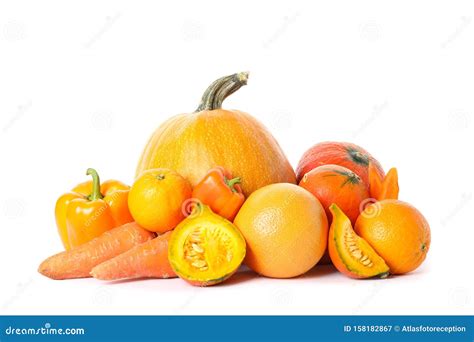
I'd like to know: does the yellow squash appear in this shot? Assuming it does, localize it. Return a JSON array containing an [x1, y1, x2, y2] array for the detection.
[[136, 72, 296, 196]]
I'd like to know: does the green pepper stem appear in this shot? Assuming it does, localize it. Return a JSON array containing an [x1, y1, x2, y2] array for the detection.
[[195, 72, 249, 112], [86, 168, 104, 201], [226, 177, 241, 192]]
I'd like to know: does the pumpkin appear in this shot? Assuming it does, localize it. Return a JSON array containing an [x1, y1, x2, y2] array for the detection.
[[296, 141, 384, 188], [136, 72, 296, 196], [328, 204, 389, 279], [168, 204, 246, 286], [299, 164, 369, 225]]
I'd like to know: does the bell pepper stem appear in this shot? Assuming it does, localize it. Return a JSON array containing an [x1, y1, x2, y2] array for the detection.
[[226, 177, 241, 193], [86, 168, 104, 201]]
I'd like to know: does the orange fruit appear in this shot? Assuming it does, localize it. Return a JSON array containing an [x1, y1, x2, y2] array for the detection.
[[234, 183, 328, 278], [355, 199, 430, 274], [129, 168, 192, 233]]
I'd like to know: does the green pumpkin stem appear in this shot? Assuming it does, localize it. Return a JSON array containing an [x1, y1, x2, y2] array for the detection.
[[195, 72, 249, 112], [86, 168, 104, 201]]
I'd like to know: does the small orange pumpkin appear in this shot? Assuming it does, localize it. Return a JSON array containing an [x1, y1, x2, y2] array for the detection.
[[328, 204, 390, 279], [136, 72, 296, 196], [296, 141, 384, 188], [299, 164, 369, 225]]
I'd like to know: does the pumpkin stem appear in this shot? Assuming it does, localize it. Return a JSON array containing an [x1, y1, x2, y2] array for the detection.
[[86, 168, 104, 201], [195, 72, 249, 112]]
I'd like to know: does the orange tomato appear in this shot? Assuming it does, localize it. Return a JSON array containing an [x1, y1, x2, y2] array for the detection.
[[128, 168, 192, 233]]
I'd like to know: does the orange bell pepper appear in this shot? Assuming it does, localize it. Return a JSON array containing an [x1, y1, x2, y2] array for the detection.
[[192, 166, 245, 221], [55, 168, 134, 250]]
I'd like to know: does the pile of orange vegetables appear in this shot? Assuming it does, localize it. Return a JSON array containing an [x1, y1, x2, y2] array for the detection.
[[38, 72, 431, 285]]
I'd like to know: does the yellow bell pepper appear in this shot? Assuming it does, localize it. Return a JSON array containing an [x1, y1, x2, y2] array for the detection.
[[55, 168, 134, 250]]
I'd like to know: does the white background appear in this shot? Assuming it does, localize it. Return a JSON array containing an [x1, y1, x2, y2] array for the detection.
[[1, 0, 473, 315]]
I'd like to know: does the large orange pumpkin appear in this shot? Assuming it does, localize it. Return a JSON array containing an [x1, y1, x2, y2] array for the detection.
[[296, 141, 384, 187], [136, 72, 296, 196]]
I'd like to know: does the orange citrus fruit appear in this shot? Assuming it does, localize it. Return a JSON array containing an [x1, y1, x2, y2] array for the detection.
[[355, 199, 430, 274], [129, 168, 192, 233], [234, 183, 328, 278]]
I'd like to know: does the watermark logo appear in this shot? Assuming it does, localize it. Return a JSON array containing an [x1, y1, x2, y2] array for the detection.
[[3, 21, 26, 42], [91, 112, 114, 131], [359, 21, 381, 42], [181, 198, 204, 218], [5, 322, 85, 336], [359, 198, 381, 219], [441, 16, 471, 49], [263, 12, 300, 49], [352, 101, 389, 138], [447, 110, 470, 131], [181, 20, 206, 42], [84, 13, 121, 48], [3, 100, 32, 133], [2, 198, 26, 219]]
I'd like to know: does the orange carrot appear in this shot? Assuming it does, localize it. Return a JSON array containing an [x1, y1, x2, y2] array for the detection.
[[38, 222, 155, 280], [369, 164, 399, 201], [368, 162, 383, 200], [380, 167, 399, 200], [91, 231, 176, 280]]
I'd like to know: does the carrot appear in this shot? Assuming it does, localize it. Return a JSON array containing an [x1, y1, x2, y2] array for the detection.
[[368, 162, 383, 200], [380, 167, 399, 200], [91, 231, 176, 281], [368, 164, 399, 201], [38, 222, 155, 280]]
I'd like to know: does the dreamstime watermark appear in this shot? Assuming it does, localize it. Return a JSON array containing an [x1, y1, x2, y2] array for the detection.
[[3, 21, 26, 42], [441, 16, 471, 49], [2, 277, 34, 310], [359, 198, 381, 219], [352, 101, 388, 138], [359, 20, 381, 42], [4, 323, 85, 336], [352, 282, 383, 314], [181, 198, 204, 218], [91, 112, 114, 130], [84, 202, 108, 227], [263, 12, 300, 49], [3, 100, 32, 133], [447, 110, 470, 131], [2, 198, 27, 219], [267, 110, 293, 133], [84, 12, 121, 48], [83, 189, 131, 227], [440, 192, 472, 226], [173, 288, 200, 314], [449, 287, 471, 308], [91, 286, 115, 306], [270, 288, 293, 307], [181, 20, 206, 42]]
